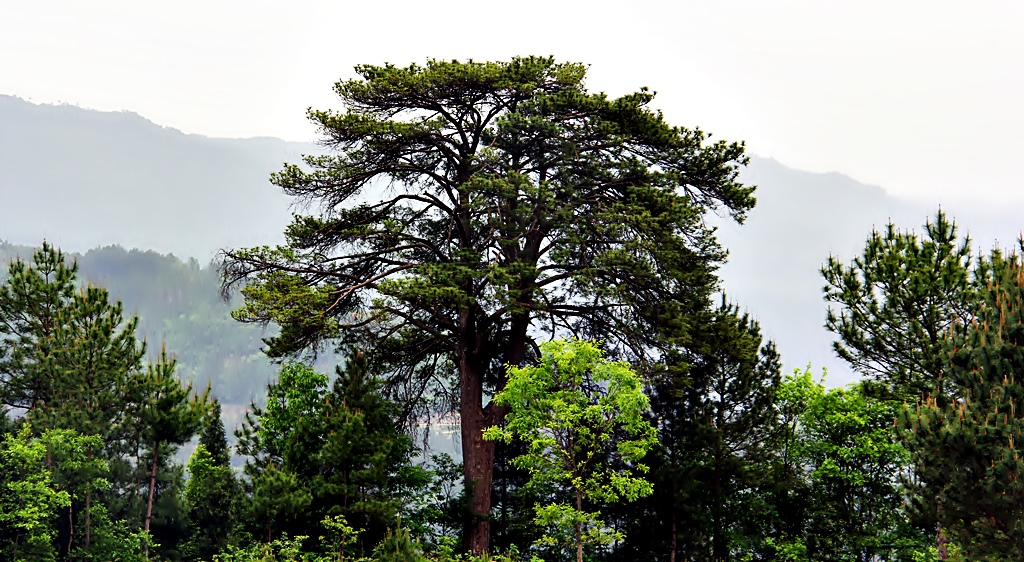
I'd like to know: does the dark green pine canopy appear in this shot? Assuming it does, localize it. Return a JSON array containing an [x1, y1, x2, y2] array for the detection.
[[220, 56, 755, 554]]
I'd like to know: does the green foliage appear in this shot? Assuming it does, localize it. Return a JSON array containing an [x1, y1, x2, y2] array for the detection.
[[183, 399, 238, 558], [220, 56, 755, 553], [618, 302, 781, 561], [0, 243, 145, 435], [370, 526, 425, 562], [822, 210, 975, 400], [2, 242, 288, 405], [237, 358, 426, 555], [138, 347, 209, 538], [404, 453, 466, 550], [184, 443, 238, 559], [0, 425, 70, 561], [485, 339, 657, 561], [779, 368, 925, 561], [902, 250, 1024, 558]]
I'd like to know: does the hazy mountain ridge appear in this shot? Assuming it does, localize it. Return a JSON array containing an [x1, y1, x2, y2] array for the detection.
[[0, 94, 313, 260], [3, 96, 1023, 387]]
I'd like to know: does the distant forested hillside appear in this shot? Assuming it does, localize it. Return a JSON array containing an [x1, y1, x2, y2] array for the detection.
[[0, 241, 280, 405]]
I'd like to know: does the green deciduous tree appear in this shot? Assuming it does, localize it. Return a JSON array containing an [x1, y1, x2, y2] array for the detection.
[[220, 56, 753, 554], [0, 425, 70, 562], [484, 339, 657, 562], [783, 369, 924, 561]]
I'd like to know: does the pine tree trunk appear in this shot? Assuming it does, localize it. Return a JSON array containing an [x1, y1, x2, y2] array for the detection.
[[145, 440, 160, 533], [461, 312, 527, 556], [936, 495, 948, 561], [461, 356, 495, 556], [85, 491, 91, 551], [670, 510, 677, 562]]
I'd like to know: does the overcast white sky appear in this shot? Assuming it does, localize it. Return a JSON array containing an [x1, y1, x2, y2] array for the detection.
[[2, 0, 1022, 202]]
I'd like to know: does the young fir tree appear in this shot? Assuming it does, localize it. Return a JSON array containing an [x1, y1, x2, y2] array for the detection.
[[0, 243, 145, 432], [903, 250, 1024, 559], [220, 57, 754, 555], [0, 243, 152, 558], [822, 210, 975, 401], [183, 399, 237, 559], [615, 303, 781, 562], [137, 348, 208, 538], [236, 355, 425, 555]]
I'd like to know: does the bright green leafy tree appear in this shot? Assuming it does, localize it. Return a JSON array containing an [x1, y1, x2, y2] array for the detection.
[[0, 425, 70, 562], [484, 339, 657, 562], [782, 369, 926, 561], [220, 57, 753, 554]]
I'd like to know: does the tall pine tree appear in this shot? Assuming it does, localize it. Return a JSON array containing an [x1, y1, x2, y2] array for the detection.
[[220, 57, 754, 554]]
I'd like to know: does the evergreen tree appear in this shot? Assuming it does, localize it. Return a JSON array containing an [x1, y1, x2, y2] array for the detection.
[[183, 444, 236, 560], [200, 399, 232, 469], [236, 356, 426, 555], [903, 250, 1024, 559], [137, 348, 208, 538], [822, 210, 975, 400], [615, 303, 781, 562], [183, 399, 237, 560], [0, 242, 79, 411], [220, 56, 754, 554]]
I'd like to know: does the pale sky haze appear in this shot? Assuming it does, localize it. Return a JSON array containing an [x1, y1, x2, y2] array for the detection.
[[2, 0, 1022, 202]]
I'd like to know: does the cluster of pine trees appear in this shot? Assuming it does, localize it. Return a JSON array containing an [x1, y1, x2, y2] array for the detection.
[[3, 56, 1024, 561]]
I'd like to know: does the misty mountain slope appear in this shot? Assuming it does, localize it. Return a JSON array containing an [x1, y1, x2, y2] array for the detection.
[[0, 94, 314, 260], [3, 97, 1022, 387], [719, 157, 1024, 385]]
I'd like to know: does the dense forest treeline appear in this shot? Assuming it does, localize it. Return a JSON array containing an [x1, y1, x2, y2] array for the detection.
[[4, 56, 1024, 562], [0, 241, 282, 406]]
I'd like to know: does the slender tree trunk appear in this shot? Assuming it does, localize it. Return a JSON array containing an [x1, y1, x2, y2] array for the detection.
[[712, 449, 725, 561], [936, 495, 948, 561], [670, 510, 677, 562], [145, 440, 160, 533], [86, 448, 93, 551], [85, 491, 91, 551], [68, 505, 74, 556], [576, 489, 584, 562]]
